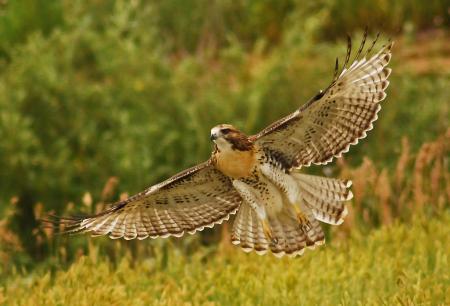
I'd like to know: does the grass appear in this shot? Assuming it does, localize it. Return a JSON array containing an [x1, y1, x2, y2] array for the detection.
[[2, 211, 449, 306]]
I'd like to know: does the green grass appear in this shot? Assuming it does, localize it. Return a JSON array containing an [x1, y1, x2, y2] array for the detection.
[[2, 211, 449, 306]]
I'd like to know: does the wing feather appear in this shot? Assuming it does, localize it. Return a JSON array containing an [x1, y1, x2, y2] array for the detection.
[[43, 160, 242, 239], [252, 35, 393, 168]]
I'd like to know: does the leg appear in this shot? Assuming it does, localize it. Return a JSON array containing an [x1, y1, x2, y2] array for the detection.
[[260, 164, 310, 229], [261, 164, 311, 233], [260, 164, 299, 203], [262, 219, 277, 245], [292, 204, 312, 233], [232, 180, 278, 245]]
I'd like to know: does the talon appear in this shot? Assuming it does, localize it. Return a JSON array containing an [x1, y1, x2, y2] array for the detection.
[[262, 220, 278, 245], [294, 206, 312, 233], [301, 223, 312, 233]]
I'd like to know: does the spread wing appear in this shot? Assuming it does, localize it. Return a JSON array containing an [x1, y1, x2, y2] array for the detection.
[[252, 32, 393, 168], [43, 160, 242, 240]]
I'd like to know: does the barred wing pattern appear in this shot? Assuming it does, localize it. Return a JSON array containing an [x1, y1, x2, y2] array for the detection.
[[45, 161, 242, 240], [253, 38, 393, 168]]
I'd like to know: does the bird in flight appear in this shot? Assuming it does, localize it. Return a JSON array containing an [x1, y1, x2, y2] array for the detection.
[[44, 31, 392, 257]]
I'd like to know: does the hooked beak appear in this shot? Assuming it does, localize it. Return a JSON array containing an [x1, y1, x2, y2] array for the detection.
[[210, 133, 218, 141]]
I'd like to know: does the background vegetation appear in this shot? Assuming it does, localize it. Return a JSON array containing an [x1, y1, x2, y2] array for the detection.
[[0, 0, 448, 305]]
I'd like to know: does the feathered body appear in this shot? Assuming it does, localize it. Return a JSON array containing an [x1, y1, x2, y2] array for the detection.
[[211, 125, 350, 257], [43, 31, 392, 258]]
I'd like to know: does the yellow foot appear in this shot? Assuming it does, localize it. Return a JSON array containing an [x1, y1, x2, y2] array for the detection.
[[262, 220, 278, 245], [294, 206, 312, 233]]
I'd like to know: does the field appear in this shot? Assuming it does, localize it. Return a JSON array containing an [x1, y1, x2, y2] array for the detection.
[[2, 212, 449, 305], [0, 1, 449, 305]]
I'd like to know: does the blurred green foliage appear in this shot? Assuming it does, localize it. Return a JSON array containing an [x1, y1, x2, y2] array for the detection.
[[0, 0, 63, 57], [0, 0, 448, 267], [2, 211, 449, 305]]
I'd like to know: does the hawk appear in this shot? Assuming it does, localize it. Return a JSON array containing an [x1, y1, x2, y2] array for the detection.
[[44, 32, 392, 257]]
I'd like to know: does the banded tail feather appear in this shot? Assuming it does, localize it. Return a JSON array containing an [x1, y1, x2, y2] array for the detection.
[[231, 172, 351, 257], [294, 173, 352, 225], [231, 201, 325, 258]]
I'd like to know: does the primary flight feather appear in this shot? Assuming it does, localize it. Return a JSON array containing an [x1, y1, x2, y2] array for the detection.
[[43, 31, 393, 258]]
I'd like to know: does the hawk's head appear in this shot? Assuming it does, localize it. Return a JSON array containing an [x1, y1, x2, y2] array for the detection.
[[210, 124, 253, 151]]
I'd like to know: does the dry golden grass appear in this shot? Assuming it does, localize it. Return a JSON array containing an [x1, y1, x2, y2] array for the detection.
[[0, 198, 22, 272], [2, 211, 449, 306], [337, 128, 449, 229]]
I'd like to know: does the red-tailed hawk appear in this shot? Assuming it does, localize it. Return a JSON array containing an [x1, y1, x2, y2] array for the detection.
[[44, 31, 392, 257]]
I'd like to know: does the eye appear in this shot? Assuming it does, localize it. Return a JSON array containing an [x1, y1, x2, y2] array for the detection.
[[221, 128, 231, 134]]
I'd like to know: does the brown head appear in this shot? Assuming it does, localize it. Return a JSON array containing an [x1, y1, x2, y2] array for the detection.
[[210, 124, 253, 152]]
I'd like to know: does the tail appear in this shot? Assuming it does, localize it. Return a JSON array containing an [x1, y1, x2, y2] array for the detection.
[[231, 201, 325, 258], [231, 173, 352, 258], [293, 173, 352, 225]]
